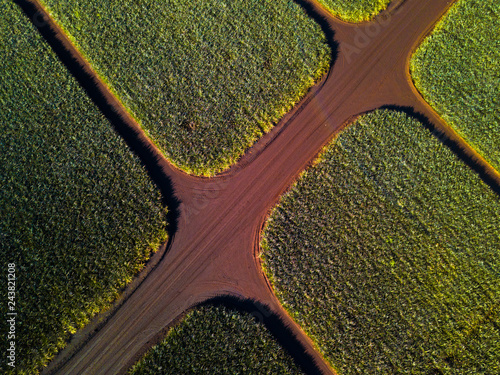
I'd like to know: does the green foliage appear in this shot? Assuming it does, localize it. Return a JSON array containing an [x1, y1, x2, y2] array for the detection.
[[317, 0, 391, 22], [411, 0, 500, 171], [0, 3, 167, 373], [129, 305, 303, 375], [262, 110, 500, 374], [41, 0, 330, 176]]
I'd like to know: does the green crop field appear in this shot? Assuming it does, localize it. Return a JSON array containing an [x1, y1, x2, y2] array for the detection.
[[40, 0, 330, 176], [262, 110, 500, 374], [317, 0, 391, 22], [129, 305, 303, 375], [411, 0, 500, 172], [0, 3, 167, 373]]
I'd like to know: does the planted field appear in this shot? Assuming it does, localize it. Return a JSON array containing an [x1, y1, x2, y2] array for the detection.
[[129, 305, 303, 375], [41, 0, 330, 176], [411, 0, 500, 171], [0, 3, 167, 373], [317, 0, 391, 22], [262, 110, 500, 374]]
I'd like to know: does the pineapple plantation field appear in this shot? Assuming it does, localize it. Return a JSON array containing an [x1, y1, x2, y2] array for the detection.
[[0, 3, 167, 373], [40, 0, 331, 176], [4, 0, 499, 373], [317, 0, 392, 22], [262, 109, 500, 374], [129, 305, 303, 375], [411, 0, 500, 172]]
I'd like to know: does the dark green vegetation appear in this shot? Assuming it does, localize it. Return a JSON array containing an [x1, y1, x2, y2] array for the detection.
[[129, 305, 303, 375], [317, 0, 391, 22], [262, 110, 500, 374], [411, 0, 500, 171], [0, 3, 167, 373], [41, 0, 330, 176]]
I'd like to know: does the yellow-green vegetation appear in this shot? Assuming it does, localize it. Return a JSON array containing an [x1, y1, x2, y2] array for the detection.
[[41, 0, 330, 176], [129, 305, 303, 375], [411, 0, 500, 171], [262, 110, 500, 374], [317, 0, 391, 22], [0, 3, 167, 373]]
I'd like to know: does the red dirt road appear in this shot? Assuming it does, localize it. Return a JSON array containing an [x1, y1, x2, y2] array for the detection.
[[18, 0, 499, 373]]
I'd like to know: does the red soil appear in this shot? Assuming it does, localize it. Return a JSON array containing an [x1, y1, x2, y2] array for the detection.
[[19, 0, 499, 373]]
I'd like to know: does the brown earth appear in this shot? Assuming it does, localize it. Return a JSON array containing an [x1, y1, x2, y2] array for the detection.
[[15, 0, 500, 374]]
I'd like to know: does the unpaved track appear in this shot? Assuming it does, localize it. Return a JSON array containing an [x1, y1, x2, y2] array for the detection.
[[16, 0, 499, 374]]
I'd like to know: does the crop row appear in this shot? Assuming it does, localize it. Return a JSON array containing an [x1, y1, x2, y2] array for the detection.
[[0, 3, 167, 373], [41, 0, 330, 176], [410, 0, 500, 172], [129, 305, 303, 374], [262, 109, 500, 374]]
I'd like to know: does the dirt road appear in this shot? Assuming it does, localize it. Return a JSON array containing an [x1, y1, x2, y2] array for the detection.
[[16, 0, 499, 373]]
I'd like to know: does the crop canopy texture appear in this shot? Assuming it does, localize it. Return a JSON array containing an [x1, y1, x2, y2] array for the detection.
[[41, 0, 331, 175], [411, 0, 500, 172], [129, 305, 303, 374], [317, 0, 391, 22], [262, 110, 500, 374], [0, 3, 167, 373]]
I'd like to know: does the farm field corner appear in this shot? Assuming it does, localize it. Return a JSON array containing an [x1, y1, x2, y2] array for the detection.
[[262, 109, 500, 374], [0, 3, 167, 373], [317, 0, 391, 22], [129, 305, 304, 375], [411, 0, 500, 172], [40, 0, 330, 176]]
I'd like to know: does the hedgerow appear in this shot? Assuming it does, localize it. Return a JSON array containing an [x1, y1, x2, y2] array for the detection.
[[40, 0, 331, 176], [129, 305, 303, 375], [317, 0, 391, 22], [411, 0, 500, 172], [0, 3, 167, 373], [262, 110, 500, 374]]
